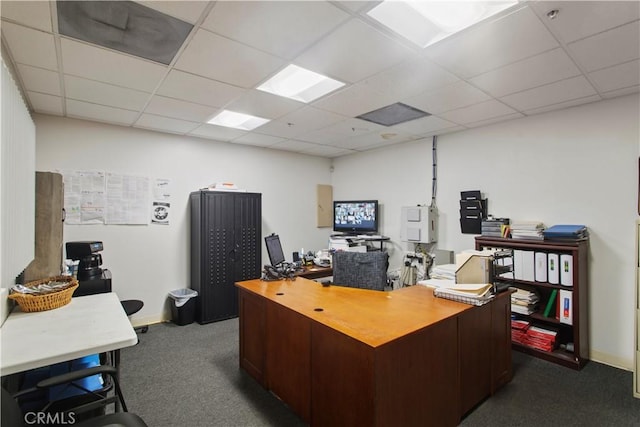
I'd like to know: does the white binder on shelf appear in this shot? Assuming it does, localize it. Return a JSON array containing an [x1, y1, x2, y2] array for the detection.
[[560, 254, 573, 286], [559, 289, 573, 325], [522, 250, 535, 282], [535, 252, 548, 282], [513, 250, 524, 280], [548, 253, 560, 284]]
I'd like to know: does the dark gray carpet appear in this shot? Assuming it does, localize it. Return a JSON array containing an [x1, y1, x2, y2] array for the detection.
[[120, 319, 640, 426]]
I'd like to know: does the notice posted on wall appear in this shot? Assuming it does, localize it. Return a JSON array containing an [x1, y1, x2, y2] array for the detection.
[[61, 170, 106, 225], [104, 173, 150, 225], [151, 178, 171, 225]]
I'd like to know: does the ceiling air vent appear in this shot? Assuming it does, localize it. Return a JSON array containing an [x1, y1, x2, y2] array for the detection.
[[57, 1, 193, 65], [356, 102, 430, 126]]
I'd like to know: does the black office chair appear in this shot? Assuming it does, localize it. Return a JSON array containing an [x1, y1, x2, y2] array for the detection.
[[2, 366, 147, 427], [121, 300, 148, 334], [332, 251, 389, 291]]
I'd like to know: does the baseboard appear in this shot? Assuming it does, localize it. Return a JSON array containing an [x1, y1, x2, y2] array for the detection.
[[589, 349, 633, 371], [130, 313, 168, 328]]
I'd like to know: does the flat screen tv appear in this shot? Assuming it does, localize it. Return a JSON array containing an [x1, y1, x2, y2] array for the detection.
[[333, 200, 378, 234]]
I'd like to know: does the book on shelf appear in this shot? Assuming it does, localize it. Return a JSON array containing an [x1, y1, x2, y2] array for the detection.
[[543, 224, 588, 240], [543, 289, 558, 318]]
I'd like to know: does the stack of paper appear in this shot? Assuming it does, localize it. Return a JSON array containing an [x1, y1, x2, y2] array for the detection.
[[511, 319, 530, 345], [511, 288, 539, 315], [510, 221, 545, 240], [430, 263, 456, 280], [523, 326, 557, 352], [433, 282, 494, 306]]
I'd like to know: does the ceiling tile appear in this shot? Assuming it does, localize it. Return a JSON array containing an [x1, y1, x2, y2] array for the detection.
[[301, 145, 356, 158], [27, 91, 63, 115], [258, 106, 347, 138], [144, 95, 217, 122], [135, 113, 200, 134], [136, 1, 209, 24], [17, 64, 61, 96], [64, 75, 150, 111], [202, 1, 349, 59], [319, 117, 384, 136], [530, 1, 640, 43], [312, 81, 398, 117], [362, 57, 459, 101], [225, 90, 304, 120], [568, 21, 640, 72], [1, 22, 57, 70], [174, 28, 285, 88], [589, 60, 640, 93], [0, 1, 52, 31], [404, 81, 491, 114], [155, 69, 245, 108], [600, 85, 640, 99], [425, 6, 559, 79], [295, 18, 415, 83], [522, 95, 602, 116], [390, 115, 461, 136], [189, 123, 248, 141], [232, 133, 285, 147], [60, 38, 167, 92], [501, 76, 598, 111], [439, 100, 520, 125], [470, 48, 581, 97], [66, 99, 139, 126], [465, 112, 525, 129], [270, 139, 326, 154]]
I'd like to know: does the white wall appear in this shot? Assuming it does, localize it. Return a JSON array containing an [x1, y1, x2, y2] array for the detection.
[[34, 115, 332, 325], [333, 94, 640, 370]]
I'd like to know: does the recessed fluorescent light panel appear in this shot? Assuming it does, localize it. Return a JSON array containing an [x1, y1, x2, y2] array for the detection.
[[367, 0, 518, 48], [257, 64, 345, 103], [357, 103, 430, 127], [207, 110, 270, 131]]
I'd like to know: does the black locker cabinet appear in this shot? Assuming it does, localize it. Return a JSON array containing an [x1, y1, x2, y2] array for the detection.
[[190, 191, 262, 324]]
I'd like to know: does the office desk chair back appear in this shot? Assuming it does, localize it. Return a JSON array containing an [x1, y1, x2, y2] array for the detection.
[[2, 365, 147, 427], [332, 251, 389, 291]]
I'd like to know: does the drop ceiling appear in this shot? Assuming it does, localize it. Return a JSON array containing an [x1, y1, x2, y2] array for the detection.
[[1, 1, 638, 158]]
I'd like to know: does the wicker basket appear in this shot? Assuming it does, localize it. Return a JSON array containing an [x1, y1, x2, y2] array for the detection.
[[8, 275, 78, 312]]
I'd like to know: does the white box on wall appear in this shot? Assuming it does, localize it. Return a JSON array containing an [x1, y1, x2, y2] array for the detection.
[[400, 206, 438, 243]]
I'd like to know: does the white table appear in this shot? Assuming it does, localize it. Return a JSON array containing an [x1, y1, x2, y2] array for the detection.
[[0, 293, 138, 377]]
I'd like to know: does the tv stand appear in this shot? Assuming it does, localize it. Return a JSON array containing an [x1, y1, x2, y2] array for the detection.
[[330, 234, 390, 251]]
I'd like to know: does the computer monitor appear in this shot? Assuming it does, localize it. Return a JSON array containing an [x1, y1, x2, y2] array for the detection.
[[265, 234, 285, 267]]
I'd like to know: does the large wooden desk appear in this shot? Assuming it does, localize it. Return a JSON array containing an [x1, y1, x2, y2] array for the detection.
[[0, 293, 138, 377], [236, 278, 512, 426]]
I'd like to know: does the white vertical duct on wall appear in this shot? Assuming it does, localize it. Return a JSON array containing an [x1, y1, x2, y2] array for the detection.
[[0, 59, 35, 289]]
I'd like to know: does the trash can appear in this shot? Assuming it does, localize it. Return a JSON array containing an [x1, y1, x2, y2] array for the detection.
[[168, 289, 198, 325]]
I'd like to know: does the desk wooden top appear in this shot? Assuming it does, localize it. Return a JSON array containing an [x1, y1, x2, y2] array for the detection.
[[236, 278, 473, 348]]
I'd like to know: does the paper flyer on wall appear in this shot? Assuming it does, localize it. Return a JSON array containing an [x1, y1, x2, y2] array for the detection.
[[60, 170, 106, 225], [104, 173, 149, 225], [151, 178, 172, 225]]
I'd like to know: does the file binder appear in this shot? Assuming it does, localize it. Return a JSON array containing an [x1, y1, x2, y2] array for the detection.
[[559, 289, 573, 325], [535, 252, 548, 282], [547, 253, 560, 284], [522, 250, 535, 282], [560, 254, 573, 286], [543, 289, 558, 318]]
